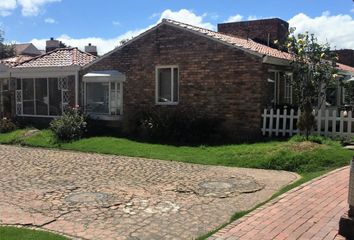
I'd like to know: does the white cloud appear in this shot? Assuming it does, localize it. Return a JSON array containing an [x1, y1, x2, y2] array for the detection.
[[112, 21, 120, 26], [44, 17, 56, 24], [0, 0, 17, 16], [157, 9, 214, 30], [288, 12, 354, 49], [0, 0, 60, 16], [18, 0, 61, 16], [225, 14, 243, 23], [29, 9, 214, 55]]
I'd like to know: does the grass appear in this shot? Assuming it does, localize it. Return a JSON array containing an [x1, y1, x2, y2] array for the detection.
[[0, 129, 352, 239], [1, 129, 351, 174], [0, 226, 68, 240]]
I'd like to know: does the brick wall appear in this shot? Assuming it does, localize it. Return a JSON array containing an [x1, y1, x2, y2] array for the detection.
[[218, 18, 289, 46], [83, 24, 271, 137], [334, 49, 354, 67]]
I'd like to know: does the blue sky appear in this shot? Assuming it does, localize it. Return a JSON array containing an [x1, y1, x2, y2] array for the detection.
[[0, 0, 354, 54]]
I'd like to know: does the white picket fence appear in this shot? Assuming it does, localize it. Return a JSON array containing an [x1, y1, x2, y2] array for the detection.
[[262, 108, 354, 137]]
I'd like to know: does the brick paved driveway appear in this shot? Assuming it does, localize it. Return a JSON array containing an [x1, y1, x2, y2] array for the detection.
[[210, 167, 349, 240], [0, 145, 297, 240]]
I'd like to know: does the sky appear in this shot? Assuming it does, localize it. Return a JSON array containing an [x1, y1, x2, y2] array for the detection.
[[0, 0, 354, 55]]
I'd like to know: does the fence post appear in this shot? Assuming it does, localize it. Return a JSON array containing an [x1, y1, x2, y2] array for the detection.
[[340, 111, 344, 136], [275, 109, 280, 136], [269, 109, 274, 137], [289, 109, 294, 136], [282, 108, 287, 136], [332, 110, 337, 136], [324, 109, 329, 136]]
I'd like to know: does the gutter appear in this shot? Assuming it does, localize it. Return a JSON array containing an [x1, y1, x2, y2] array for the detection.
[[262, 55, 291, 66]]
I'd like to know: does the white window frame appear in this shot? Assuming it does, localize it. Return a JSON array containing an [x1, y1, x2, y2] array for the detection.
[[268, 70, 293, 105], [284, 72, 293, 104], [16, 77, 68, 117], [268, 70, 278, 105], [84, 81, 123, 116], [155, 65, 179, 105]]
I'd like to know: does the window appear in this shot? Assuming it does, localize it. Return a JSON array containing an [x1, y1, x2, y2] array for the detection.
[[83, 71, 124, 117], [284, 73, 293, 104], [85, 82, 121, 115], [86, 82, 109, 114], [16, 77, 69, 116], [0, 79, 10, 116], [156, 66, 179, 104], [267, 70, 293, 106]]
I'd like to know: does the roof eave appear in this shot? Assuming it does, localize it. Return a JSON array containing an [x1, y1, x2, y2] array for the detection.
[[11, 65, 81, 78], [262, 55, 291, 66]]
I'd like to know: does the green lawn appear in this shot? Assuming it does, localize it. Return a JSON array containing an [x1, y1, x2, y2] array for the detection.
[[0, 129, 352, 174], [0, 226, 68, 240], [0, 129, 352, 240]]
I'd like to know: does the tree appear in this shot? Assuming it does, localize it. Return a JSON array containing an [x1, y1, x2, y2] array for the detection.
[[0, 30, 15, 59], [285, 30, 338, 139]]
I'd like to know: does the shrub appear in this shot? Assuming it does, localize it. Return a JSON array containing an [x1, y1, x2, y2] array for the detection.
[[50, 107, 87, 142], [123, 107, 224, 144], [0, 118, 16, 133]]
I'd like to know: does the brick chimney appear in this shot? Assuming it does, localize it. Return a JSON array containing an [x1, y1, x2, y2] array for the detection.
[[85, 43, 98, 56], [45, 37, 60, 52], [333, 49, 354, 67], [217, 18, 289, 46]]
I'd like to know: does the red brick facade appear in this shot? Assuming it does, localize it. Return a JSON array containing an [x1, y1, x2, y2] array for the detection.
[[334, 49, 354, 67], [217, 18, 289, 46], [83, 24, 277, 137]]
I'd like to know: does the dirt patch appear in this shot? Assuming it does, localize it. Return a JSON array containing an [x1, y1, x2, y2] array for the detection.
[[287, 141, 326, 152]]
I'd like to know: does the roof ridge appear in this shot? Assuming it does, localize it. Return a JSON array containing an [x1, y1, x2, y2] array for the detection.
[[163, 18, 292, 60], [15, 47, 77, 67]]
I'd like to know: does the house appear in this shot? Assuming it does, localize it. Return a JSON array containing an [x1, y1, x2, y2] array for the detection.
[[0, 43, 42, 67], [0, 45, 96, 120], [1, 18, 354, 137]]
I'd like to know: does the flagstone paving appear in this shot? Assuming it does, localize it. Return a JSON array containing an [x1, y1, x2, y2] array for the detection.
[[209, 167, 350, 240], [0, 145, 298, 240]]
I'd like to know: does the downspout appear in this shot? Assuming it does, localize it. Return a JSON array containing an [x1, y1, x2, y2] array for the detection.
[[75, 70, 79, 107]]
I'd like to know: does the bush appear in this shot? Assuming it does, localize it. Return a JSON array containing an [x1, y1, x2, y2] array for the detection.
[[50, 107, 87, 142], [123, 107, 224, 144], [0, 118, 16, 133], [290, 134, 327, 144]]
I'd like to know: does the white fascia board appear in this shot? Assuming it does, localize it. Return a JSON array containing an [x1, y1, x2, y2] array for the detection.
[[263, 55, 291, 66], [10, 66, 81, 78]]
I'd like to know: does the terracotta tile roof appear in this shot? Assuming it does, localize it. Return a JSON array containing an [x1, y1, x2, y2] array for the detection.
[[0, 55, 34, 67], [337, 63, 354, 74], [163, 19, 293, 61], [15, 47, 97, 68]]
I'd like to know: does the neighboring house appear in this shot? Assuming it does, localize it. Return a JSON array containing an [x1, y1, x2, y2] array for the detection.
[[15, 43, 42, 56], [0, 43, 42, 67], [0, 47, 96, 120], [0, 18, 353, 137]]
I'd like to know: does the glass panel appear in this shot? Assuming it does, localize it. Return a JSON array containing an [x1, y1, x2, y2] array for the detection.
[[2, 79, 9, 91], [16, 79, 21, 90], [158, 68, 172, 102], [22, 78, 34, 115], [49, 78, 62, 115], [110, 82, 120, 115], [267, 72, 276, 105], [173, 68, 179, 102], [35, 78, 48, 115], [86, 82, 109, 114]]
